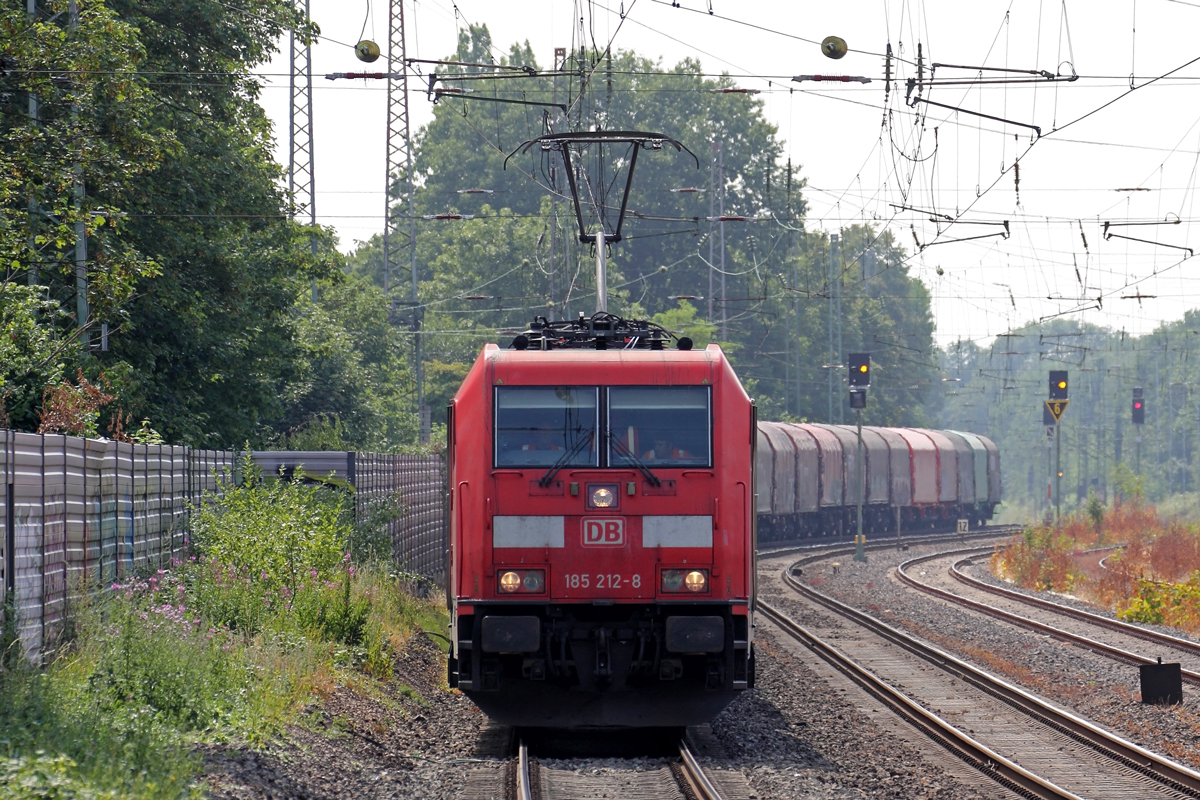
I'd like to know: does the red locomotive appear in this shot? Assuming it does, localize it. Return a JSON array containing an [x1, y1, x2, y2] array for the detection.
[[446, 313, 756, 728]]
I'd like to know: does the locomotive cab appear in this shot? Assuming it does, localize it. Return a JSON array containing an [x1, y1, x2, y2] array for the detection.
[[446, 314, 756, 728]]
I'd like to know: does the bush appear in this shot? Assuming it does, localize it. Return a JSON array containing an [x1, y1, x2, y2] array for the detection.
[[188, 460, 353, 601], [0, 454, 446, 798]]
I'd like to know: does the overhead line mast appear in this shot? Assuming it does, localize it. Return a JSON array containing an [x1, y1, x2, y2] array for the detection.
[[384, 0, 427, 442], [288, 0, 317, 300]]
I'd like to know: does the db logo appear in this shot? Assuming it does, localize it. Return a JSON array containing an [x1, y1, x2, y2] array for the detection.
[[582, 518, 625, 547]]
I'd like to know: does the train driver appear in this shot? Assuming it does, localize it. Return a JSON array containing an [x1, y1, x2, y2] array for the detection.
[[642, 436, 692, 462]]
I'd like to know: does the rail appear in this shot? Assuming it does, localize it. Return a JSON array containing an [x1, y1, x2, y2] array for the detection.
[[775, 563, 1200, 796], [895, 547, 1200, 683]]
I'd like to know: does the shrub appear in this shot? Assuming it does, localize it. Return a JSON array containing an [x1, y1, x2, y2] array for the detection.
[[992, 524, 1083, 592], [188, 459, 353, 600]]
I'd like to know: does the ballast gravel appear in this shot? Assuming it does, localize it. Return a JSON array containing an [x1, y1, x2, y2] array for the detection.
[[202, 633, 499, 799], [198, 604, 1006, 798], [705, 628, 1003, 800], [788, 540, 1200, 773]]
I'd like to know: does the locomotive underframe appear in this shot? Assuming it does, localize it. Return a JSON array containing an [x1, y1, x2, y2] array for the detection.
[[450, 601, 753, 728]]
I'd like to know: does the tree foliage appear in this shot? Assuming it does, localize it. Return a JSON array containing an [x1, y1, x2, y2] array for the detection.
[[350, 26, 939, 427]]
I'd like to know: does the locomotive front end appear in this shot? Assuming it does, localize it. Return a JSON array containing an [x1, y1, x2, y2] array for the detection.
[[446, 318, 755, 728]]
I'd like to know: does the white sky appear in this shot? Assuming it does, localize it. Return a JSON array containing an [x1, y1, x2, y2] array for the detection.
[[259, 0, 1200, 348]]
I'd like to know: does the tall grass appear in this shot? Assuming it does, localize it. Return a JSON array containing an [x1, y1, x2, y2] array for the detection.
[[0, 461, 443, 798]]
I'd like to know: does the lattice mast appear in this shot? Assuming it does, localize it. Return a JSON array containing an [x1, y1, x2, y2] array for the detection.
[[384, 0, 426, 441], [288, 0, 317, 312], [287, 0, 316, 238]]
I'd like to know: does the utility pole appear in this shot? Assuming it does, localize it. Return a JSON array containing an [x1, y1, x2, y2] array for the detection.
[[385, 0, 427, 442], [708, 141, 718, 324], [719, 145, 726, 341], [27, 0, 39, 287], [69, 0, 88, 351], [550, 48, 565, 317], [288, 0, 317, 300], [1055, 423, 1062, 522], [827, 234, 840, 423], [835, 237, 843, 424]]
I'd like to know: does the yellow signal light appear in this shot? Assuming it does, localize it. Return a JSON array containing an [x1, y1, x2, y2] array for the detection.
[[859, 365, 868, 373], [1057, 381, 1066, 389]]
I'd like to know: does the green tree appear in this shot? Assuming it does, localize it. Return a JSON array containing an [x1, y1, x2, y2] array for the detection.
[[1, 1, 168, 428], [349, 25, 939, 432]]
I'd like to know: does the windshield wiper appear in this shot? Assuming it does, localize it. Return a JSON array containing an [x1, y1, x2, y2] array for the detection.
[[538, 433, 592, 487], [608, 432, 662, 487]]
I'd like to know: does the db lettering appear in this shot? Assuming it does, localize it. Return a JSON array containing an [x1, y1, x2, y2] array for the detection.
[[582, 518, 625, 546]]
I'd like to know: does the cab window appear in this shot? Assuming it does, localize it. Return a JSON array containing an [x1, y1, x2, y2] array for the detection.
[[494, 387, 599, 467], [607, 387, 711, 467]]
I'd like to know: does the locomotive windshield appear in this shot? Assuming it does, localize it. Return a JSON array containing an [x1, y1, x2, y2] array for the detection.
[[608, 387, 711, 467], [495, 387, 599, 467]]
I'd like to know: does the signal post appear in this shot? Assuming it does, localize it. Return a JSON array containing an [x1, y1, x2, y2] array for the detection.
[[1046, 371, 1069, 521], [849, 353, 869, 562], [1132, 387, 1145, 474]]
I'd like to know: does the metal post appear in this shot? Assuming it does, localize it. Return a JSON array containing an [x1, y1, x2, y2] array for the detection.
[[854, 408, 866, 562], [834, 235, 843, 424], [896, 505, 902, 550], [27, 0, 39, 287], [550, 48, 565, 318], [288, 0, 318, 299], [1055, 423, 1062, 522], [385, 0, 426, 442], [719, 145, 726, 340], [708, 141, 717, 323], [595, 229, 607, 312], [828, 235, 837, 423], [70, 0, 87, 350]]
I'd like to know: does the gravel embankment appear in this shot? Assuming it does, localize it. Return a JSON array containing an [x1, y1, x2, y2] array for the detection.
[[706, 627, 1006, 800], [778, 544, 1200, 771], [200, 615, 1011, 799], [202, 634, 502, 799]]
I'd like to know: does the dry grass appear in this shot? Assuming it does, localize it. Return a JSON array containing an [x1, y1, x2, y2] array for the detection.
[[992, 501, 1200, 634]]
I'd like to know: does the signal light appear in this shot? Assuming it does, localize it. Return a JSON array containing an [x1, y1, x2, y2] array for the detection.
[[848, 353, 870, 387], [1132, 395, 1145, 425], [1049, 370, 1068, 400]]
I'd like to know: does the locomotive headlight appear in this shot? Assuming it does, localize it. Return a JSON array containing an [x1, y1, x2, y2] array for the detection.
[[499, 571, 522, 593], [661, 568, 709, 593], [684, 570, 709, 593], [588, 484, 618, 509], [661, 569, 684, 592], [497, 569, 545, 594]]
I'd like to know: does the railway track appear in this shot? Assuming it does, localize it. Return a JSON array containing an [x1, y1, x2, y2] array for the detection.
[[512, 736, 726, 800], [896, 547, 1200, 683], [757, 523, 1023, 560], [761, 561, 1200, 799]]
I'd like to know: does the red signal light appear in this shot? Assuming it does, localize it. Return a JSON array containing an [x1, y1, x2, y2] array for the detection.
[[1135, 401, 1142, 409]]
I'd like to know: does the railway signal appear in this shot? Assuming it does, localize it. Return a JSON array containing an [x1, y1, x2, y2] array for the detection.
[[847, 353, 870, 563], [1132, 387, 1145, 425], [848, 353, 870, 387], [1049, 370, 1068, 400]]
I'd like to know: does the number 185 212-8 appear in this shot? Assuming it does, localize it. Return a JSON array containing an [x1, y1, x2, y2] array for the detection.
[[564, 573, 641, 589]]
